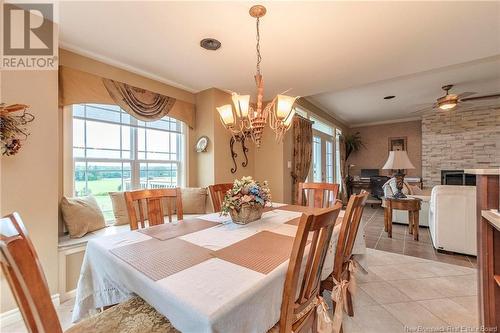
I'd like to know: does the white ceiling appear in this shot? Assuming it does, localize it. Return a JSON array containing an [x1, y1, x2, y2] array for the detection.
[[59, 1, 500, 124], [310, 56, 500, 125]]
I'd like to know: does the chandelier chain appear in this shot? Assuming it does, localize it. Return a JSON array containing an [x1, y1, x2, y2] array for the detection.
[[256, 17, 262, 75]]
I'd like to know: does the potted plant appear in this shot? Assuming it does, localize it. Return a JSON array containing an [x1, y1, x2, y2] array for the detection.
[[341, 132, 365, 197], [221, 176, 271, 224]]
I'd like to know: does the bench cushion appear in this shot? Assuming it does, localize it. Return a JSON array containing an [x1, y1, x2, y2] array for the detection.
[[61, 196, 106, 238]]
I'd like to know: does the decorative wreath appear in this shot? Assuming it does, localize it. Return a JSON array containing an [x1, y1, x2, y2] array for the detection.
[[0, 103, 35, 156]]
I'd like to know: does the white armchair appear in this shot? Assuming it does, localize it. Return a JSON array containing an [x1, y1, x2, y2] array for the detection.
[[428, 185, 477, 255]]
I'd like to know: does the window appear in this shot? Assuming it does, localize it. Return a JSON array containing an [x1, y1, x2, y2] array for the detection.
[[312, 136, 322, 182], [298, 110, 342, 185], [335, 129, 342, 186], [310, 116, 334, 136], [326, 140, 334, 183], [72, 104, 185, 220]]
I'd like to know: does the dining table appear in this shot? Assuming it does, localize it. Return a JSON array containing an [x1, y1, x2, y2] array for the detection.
[[72, 203, 367, 333]]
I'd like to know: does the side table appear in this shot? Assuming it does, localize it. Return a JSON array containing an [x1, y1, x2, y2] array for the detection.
[[383, 197, 422, 240]]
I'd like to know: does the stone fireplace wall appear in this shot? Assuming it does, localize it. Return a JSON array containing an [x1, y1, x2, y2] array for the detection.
[[422, 107, 500, 187]]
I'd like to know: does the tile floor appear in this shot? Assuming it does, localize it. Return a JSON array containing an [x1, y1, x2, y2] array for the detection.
[[362, 206, 477, 268], [2, 248, 478, 333], [332, 248, 478, 333]]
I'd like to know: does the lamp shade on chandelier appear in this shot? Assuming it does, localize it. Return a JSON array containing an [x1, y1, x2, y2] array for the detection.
[[217, 5, 299, 148]]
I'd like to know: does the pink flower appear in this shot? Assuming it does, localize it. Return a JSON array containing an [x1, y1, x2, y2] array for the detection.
[[241, 195, 254, 203]]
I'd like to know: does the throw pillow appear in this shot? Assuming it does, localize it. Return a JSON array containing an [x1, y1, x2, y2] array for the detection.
[[181, 188, 207, 214], [61, 196, 106, 238], [109, 192, 149, 226], [409, 185, 424, 195]]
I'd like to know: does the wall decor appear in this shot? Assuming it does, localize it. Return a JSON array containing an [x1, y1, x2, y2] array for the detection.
[[388, 136, 407, 152], [195, 136, 209, 152], [230, 133, 250, 174], [0, 103, 35, 156]]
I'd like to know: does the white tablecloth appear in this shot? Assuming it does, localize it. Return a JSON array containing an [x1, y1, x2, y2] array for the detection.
[[72, 207, 367, 333]]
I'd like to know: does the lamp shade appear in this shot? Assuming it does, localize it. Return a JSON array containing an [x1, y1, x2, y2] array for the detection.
[[276, 95, 298, 120], [216, 104, 235, 126], [382, 150, 415, 170], [232, 93, 250, 118]]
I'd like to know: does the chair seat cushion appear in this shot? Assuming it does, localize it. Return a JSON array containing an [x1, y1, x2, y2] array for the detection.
[[66, 297, 179, 333]]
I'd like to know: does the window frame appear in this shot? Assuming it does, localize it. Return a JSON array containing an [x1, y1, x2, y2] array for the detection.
[[68, 104, 186, 220]]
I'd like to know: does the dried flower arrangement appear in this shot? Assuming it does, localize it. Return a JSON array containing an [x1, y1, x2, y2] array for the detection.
[[221, 176, 271, 224], [0, 103, 34, 156]]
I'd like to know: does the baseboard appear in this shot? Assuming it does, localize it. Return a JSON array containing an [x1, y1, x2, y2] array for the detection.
[[0, 294, 60, 328]]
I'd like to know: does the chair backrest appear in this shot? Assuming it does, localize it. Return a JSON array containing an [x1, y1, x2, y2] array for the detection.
[[0, 213, 63, 333], [208, 183, 233, 212], [124, 188, 183, 230], [332, 190, 369, 281], [279, 203, 342, 333], [370, 176, 390, 199], [297, 182, 340, 208]]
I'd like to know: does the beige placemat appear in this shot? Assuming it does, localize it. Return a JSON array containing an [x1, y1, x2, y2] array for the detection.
[[285, 217, 302, 226], [138, 219, 219, 241], [285, 215, 343, 226], [111, 238, 213, 281], [214, 231, 295, 274], [277, 205, 325, 214]]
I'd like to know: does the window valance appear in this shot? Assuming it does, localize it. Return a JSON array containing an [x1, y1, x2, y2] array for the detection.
[[102, 78, 176, 122], [59, 66, 195, 128]]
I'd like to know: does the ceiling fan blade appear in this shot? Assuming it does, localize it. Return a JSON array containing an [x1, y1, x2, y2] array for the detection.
[[461, 93, 500, 102], [457, 92, 476, 99], [457, 102, 474, 108]]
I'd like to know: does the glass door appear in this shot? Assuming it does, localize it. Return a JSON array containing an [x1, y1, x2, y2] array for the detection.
[[310, 131, 334, 183]]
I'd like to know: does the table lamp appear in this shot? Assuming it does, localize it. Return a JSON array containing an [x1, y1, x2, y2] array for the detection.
[[382, 150, 415, 199]]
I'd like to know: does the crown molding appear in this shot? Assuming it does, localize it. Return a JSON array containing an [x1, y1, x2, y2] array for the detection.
[[350, 116, 422, 128], [59, 42, 198, 94]]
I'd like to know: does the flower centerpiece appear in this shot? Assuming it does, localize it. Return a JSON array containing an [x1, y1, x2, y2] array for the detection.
[[221, 176, 271, 224]]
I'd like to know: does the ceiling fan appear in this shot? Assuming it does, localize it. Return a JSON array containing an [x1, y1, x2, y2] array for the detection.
[[413, 84, 500, 114]]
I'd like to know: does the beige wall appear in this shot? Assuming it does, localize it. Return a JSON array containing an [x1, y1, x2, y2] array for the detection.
[[189, 88, 256, 188], [254, 128, 295, 204], [1, 70, 60, 312], [254, 127, 286, 202], [213, 89, 255, 184], [190, 89, 215, 187], [348, 120, 422, 177]]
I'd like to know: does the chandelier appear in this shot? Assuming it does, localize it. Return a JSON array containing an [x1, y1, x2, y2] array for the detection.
[[216, 5, 299, 148]]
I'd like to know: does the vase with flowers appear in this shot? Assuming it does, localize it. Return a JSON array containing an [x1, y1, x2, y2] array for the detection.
[[221, 176, 271, 224]]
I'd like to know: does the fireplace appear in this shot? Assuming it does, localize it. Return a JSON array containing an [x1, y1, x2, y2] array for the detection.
[[441, 170, 476, 186]]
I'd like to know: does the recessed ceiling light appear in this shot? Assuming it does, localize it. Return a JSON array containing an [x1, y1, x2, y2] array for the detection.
[[200, 38, 221, 51], [383, 95, 396, 100]]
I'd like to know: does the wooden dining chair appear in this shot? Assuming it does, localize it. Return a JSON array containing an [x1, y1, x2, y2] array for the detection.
[[269, 202, 342, 333], [0, 212, 179, 333], [208, 183, 233, 212], [124, 188, 183, 230], [298, 182, 340, 208], [320, 190, 369, 318]]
